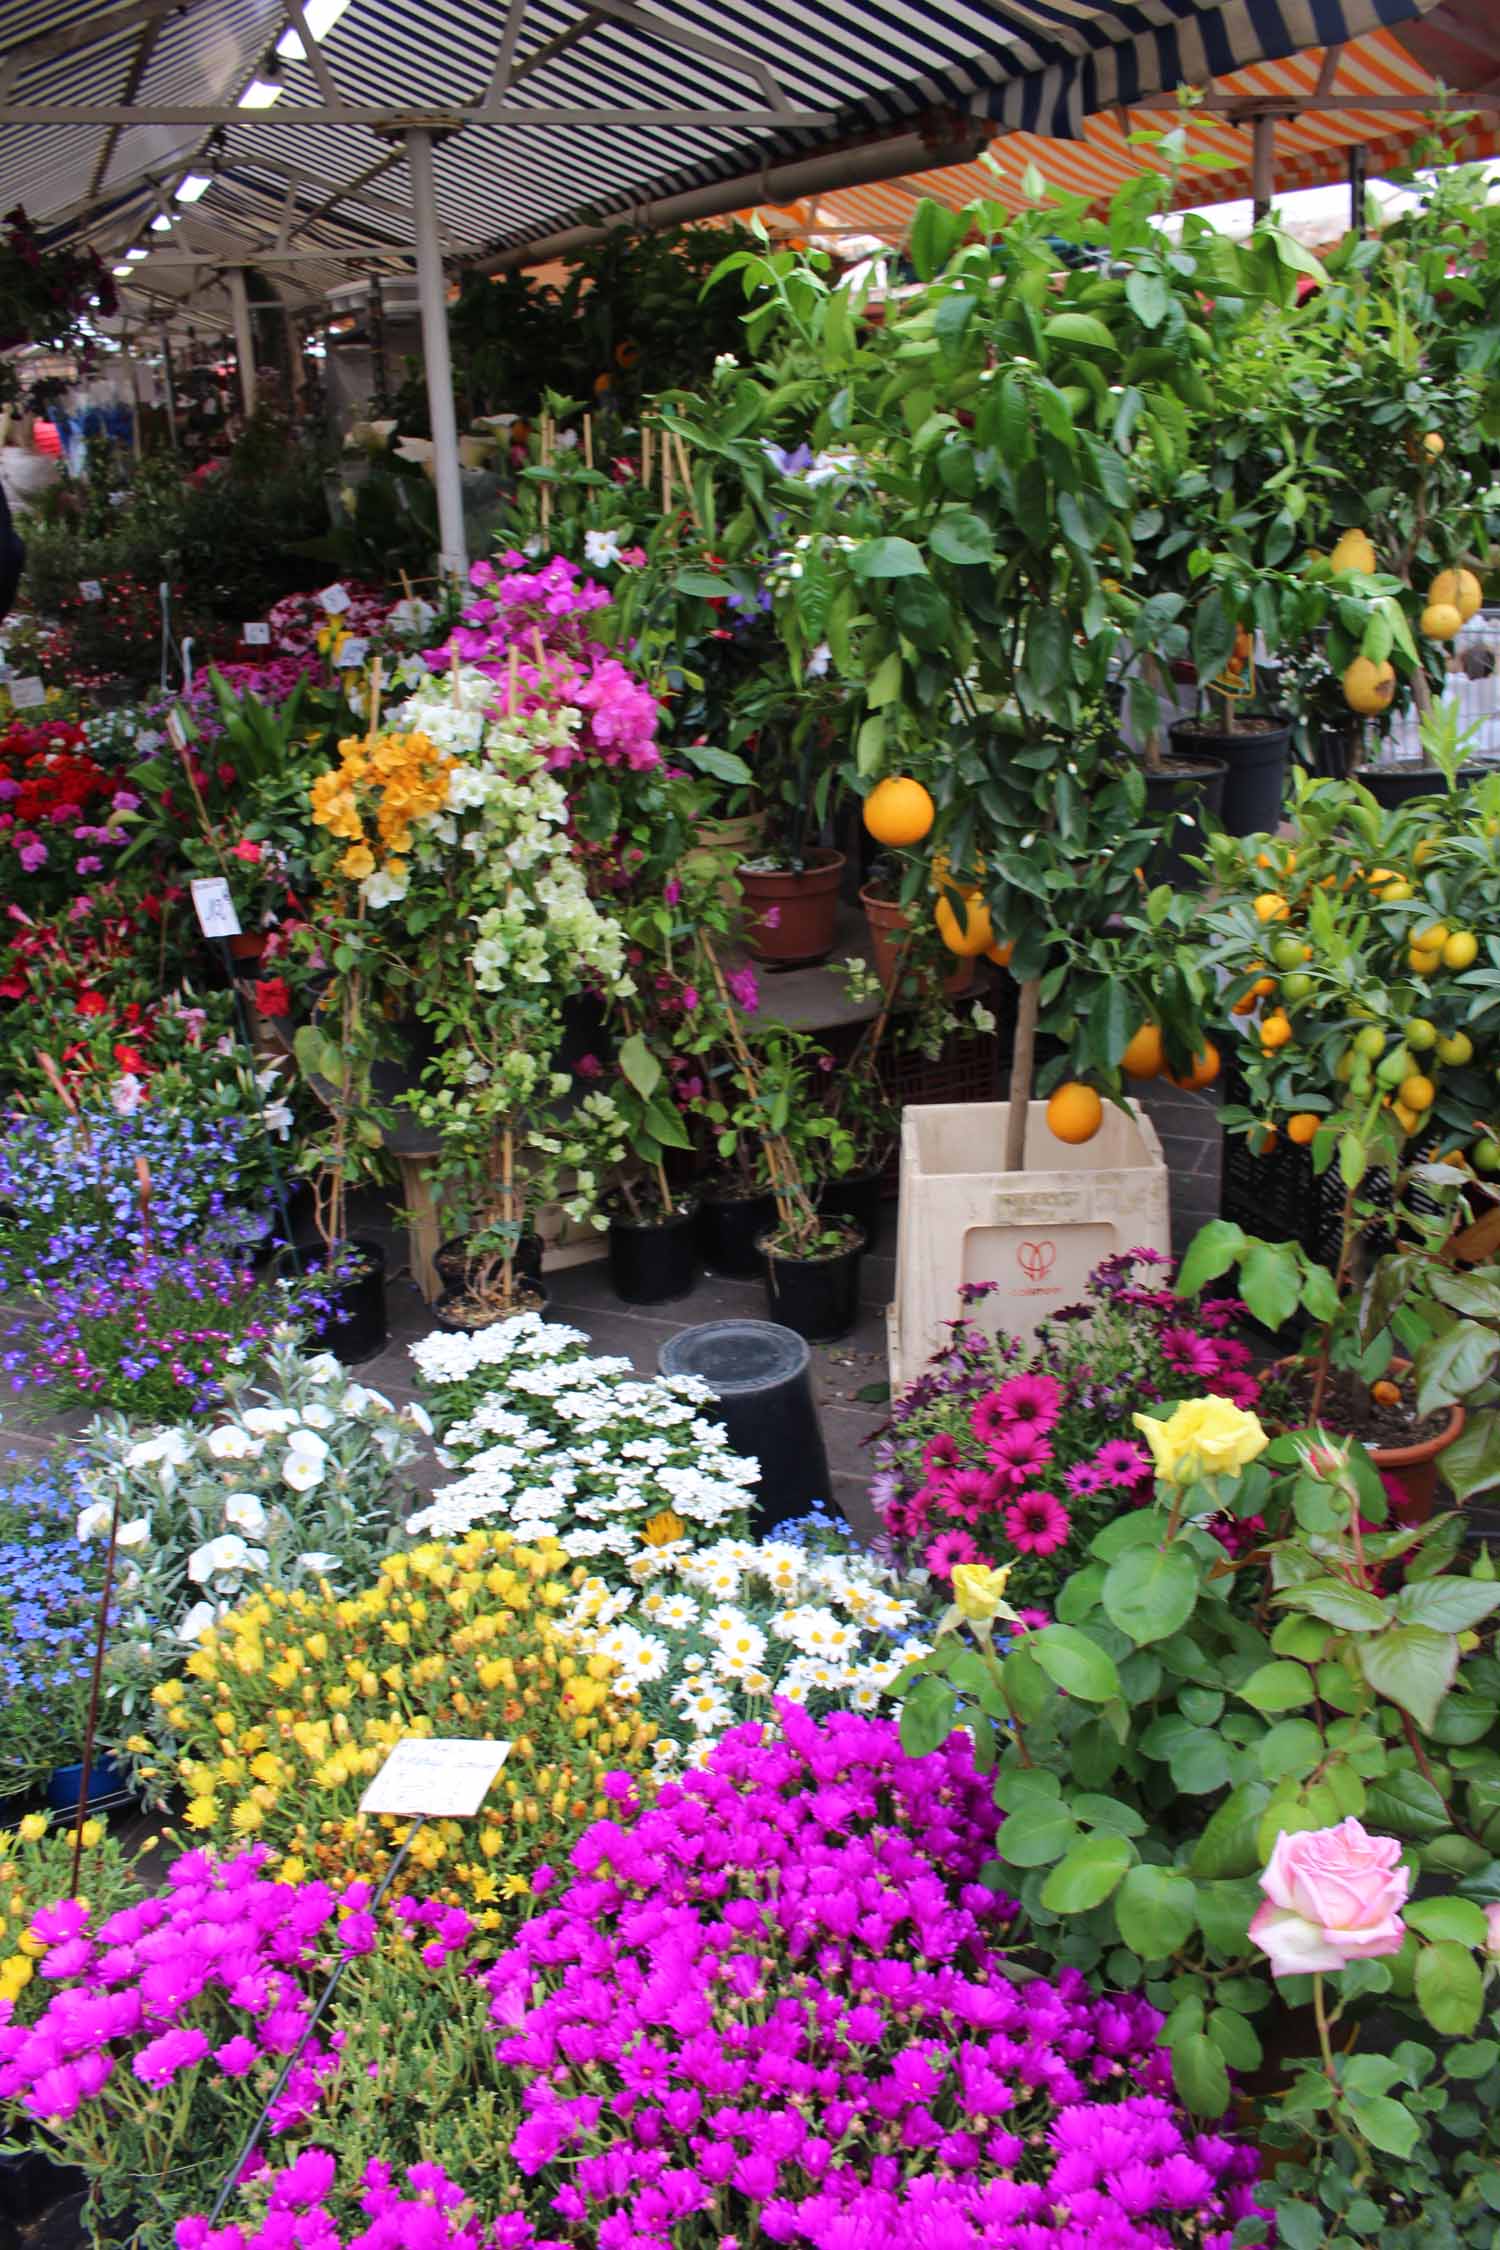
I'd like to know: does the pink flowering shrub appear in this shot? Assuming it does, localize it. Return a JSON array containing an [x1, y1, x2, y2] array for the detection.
[[430, 556, 663, 776], [482, 1707, 1265, 2249], [871, 1252, 1266, 1604]]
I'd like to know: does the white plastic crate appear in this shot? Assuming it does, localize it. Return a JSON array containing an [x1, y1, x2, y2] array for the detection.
[[887, 1099, 1172, 1391]]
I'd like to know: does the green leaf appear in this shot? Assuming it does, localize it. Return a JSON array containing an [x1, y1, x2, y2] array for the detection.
[[1190, 1782, 1272, 1879], [1239, 1240, 1302, 1332], [929, 509, 994, 566], [1195, 1878, 1260, 1952], [1405, 1897, 1488, 1947], [1364, 1766, 1451, 1839], [1043, 311, 1119, 353], [1030, 1625, 1122, 1704], [1357, 1623, 1459, 1732], [1439, 1412, 1500, 1501], [1272, 2202, 1325, 2250], [1414, 1940, 1483, 2037], [1125, 267, 1169, 329], [617, 1031, 662, 1102], [1394, 1579, 1500, 1633], [995, 1801, 1079, 1868], [849, 537, 927, 581], [1280, 1579, 1389, 1633], [673, 568, 735, 596], [865, 649, 903, 710], [1207, 2005, 1262, 2070], [1172, 2030, 1230, 2117], [855, 712, 885, 777], [908, 199, 962, 283], [1256, 1718, 1325, 1782], [1175, 1219, 1246, 1299], [1239, 1660, 1315, 1713], [676, 739, 753, 786], [1449, 2039, 1500, 2079], [1346, 2090, 1419, 2158], [1040, 1832, 1134, 1913], [1114, 1863, 1197, 1956], [1415, 1319, 1500, 1414], [897, 1672, 955, 1758], [1101, 1540, 1199, 1647]]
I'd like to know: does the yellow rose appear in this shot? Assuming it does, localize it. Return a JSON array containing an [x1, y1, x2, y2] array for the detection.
[[1133, 1396, 1268, 1485], [950, 1562, 1018, 1624]]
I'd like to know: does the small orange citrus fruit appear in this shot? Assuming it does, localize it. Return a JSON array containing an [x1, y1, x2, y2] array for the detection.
[[1046, 1082, 1104, 1144]]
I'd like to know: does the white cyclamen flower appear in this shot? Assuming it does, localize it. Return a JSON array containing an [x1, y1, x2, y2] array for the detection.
[[188, 1533, 252, 1584], [206, 1422, 258, 1461], [224, 1491, 269, 1537]]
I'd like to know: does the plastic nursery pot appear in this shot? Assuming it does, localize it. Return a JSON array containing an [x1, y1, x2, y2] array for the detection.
[[431, 1281, 547, 1334], [434, 1232, 543, 1290], [606, 1203, 699, 1307], [1277, 1355, 1466, 1525], [658, 1319, 833, 1537], [46, 1754, 133, 1814], [295, 1236, 388, 1363], [739, 848, 846, 968], [1168, 713, 1292, 837], [1140, 755, 1228, 891], [859, 885, 975, 997], [757, 1223, 867, 1345], [819, 1168, 889, 1255], [1353, 763, 1486, 809], [696, 1186, 778, 1279]]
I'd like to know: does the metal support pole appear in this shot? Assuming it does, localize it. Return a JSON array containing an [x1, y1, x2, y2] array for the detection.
[[1251, 117, 1276, 222], [227, 266, 256, 417], [406, 127, 466, 581], [1349, 142, 1368, 239], [159, 327, 180, 455]]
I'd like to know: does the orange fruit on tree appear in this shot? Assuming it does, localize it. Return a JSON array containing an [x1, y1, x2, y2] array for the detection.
[[1429, 567, 1482, 623], [1398, 1073, 1435, 1112], [1259, 1011, 1293, 1051], [1254, 893, 1290, 923], [1046, 1082, 1104, 1144], [1443, 930, 1478, 969], [1168, 1040, 1221, 1090], [1287, 1112, 1320, 1145], [1331, 529, 1378, 576], [1421, 602, 1463, 642], [1343, 657, 1396, 714], [934, 888, 993, 957], [863, 776, 935, 848], [1392, 1100, 1422, 1136], [1231, 991, 1259, 1018], [1121, 1023, 1165, 1078], [986, 939, 1014, 968], [1409, 947, 1440, 976]]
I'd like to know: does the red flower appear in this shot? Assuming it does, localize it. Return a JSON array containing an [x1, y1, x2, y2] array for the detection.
[[252, 976, 291, 1019], [112, 1043, 145, 1073], [75, 990, 108, 1017]]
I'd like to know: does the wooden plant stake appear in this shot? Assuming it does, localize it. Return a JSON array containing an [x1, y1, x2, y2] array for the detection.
[[1004, 978, 1040, 1173]]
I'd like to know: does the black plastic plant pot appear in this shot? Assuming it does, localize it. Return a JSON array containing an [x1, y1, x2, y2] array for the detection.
[[431, 1281, 547, 1334], [434, 1232, 543, 1289], [299, 1236, 388, 1362], [819, 1169, 887, 1254], [658, 1319, 832, 1536], [758, 1225, 866, 1345], [607, 1204, 699, 1306], [1169, 714, 1292, 836], [1141, 754, 1228, 890], [1355, 763, 1485, 809], [696, 1188, 778, 1278]]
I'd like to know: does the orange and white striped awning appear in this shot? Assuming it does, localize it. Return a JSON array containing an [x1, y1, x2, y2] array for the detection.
[[749, 24, 1499, 240]]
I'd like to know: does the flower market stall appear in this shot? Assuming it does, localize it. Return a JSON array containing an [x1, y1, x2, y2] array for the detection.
[[3, 0, 1500, 2242]]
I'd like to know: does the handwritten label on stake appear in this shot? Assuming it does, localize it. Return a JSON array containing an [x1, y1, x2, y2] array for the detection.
[[318, 583, 351, 615], [243, 621, 270, 645], [9, 677, 45, 710], [78, 580, 104, 602], [360, 1737, 510, 1819], [189, 877, 241, 941], [331, 635, 368, 669]]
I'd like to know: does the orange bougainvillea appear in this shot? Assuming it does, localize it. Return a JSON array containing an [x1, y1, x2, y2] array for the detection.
[[309, 727, 453, 886]]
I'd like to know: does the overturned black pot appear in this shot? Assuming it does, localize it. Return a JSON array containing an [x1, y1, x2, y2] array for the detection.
[[697, 1186, 777, 1279], [758, 1222, 866, 1344], [607, 1201, 699, 1306]]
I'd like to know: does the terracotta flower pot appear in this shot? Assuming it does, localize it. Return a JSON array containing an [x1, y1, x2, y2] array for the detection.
[[685, 811, 768, 911], [1277, 1355, 1466, 1524], [861, 885, 975, 998], [740, 849, 845, 968]]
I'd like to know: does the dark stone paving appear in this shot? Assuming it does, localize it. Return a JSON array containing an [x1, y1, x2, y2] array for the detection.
[[5, 1082, 1222, 1549]]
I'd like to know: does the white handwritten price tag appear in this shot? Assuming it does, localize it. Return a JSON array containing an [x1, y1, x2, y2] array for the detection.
[[108, 489, 126, 507], [9, 677, 45, 709], [189, 877, 242, 940], [243, 621, 271, 645], [318, 583, 351, 615], [360, 1737, 510, 1819], [331, 635, 369, 669], [79, 580, 104, 602]]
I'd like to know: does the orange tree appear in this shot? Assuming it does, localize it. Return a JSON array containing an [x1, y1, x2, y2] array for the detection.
[[706, 155, 1325, 1157]]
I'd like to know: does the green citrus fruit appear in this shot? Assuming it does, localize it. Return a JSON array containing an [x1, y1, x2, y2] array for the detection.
[[1404, 1018, 1437, 1051]]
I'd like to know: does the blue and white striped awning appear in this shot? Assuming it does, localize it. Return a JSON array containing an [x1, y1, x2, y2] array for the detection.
[[0, 0, 1444, 305]]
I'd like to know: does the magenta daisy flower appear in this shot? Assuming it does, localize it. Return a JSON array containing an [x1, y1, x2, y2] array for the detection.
[[1210, 1370, 1262, 1410], [939, 1467, 997, 1524], [1015, 1606, 1050, 1634], [1198, 1296, 1247, 1332], [921, 1432, 961, 1477], [925, 1528, 982, 1582], [997, 1373, 1062, 1430], [984, 1424, 1055, 1490], [1092, 1439, 1154, 1489], [1160, 1326, 1222, 1380], [1064, 1459, 1106, 1496], [1004, 1490, 1071, 1557], [1211, 1335, 1253, 1371]]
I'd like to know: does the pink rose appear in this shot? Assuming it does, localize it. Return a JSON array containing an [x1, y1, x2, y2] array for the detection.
[[1485, 1903, 1500, 1961], [1249, 1818, 1409, 1977]]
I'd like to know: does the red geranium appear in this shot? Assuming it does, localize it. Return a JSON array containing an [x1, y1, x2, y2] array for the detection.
[[252, 976, 291, 1019]]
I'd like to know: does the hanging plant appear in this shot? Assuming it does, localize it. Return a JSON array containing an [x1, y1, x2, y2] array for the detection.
[[0, 206, 117, 355]]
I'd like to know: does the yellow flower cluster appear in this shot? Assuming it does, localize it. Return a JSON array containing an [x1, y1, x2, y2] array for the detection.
[[0, 1814, 106, 2009], [308, 727, 453, 884], [153, 1533, 653, 1928]]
